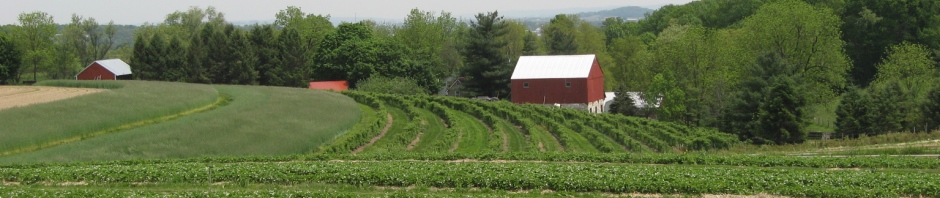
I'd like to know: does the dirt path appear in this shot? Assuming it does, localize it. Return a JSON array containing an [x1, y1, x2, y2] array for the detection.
[[352, 113, 393, 154], [406, 132, 423, 150], [406, 120, 427, 151], [0, 86, 104, 111]]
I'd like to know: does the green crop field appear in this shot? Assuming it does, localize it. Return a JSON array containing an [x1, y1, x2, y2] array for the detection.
[[0, 81, 360, 163], [1, 82, 938, 197]]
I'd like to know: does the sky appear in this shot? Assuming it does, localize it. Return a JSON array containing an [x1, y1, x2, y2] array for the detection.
[[1, 0, 695, 25]]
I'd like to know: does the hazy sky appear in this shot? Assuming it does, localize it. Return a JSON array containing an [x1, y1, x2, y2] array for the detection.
[[1, 0, 695, 25]]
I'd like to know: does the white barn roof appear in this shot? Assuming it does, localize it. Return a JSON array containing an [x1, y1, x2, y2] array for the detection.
[[511, 54, 596, 80], [82, 59, 132, 76]]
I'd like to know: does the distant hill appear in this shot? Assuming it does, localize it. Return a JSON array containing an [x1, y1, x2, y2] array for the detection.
[[514, 6, 655, 30], [576, 6, 653, 21]]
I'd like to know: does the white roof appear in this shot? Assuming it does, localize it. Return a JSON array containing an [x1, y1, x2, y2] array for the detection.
[[511, 54, 596, 79], [80, 59, 132, 76]]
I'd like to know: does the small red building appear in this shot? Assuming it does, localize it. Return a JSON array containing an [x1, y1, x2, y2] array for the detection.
[[75, 59, 132, 80], [309, 80, 349, 91], [510, 54, 605, 113]]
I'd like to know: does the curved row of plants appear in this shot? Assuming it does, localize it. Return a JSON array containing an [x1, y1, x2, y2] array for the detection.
[[328, 91, 740, 153]]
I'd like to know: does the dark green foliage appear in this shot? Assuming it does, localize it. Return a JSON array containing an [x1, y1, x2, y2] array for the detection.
[[842, 0, 940, 86], [609, 86, 641, 117], [274, 27, 310, 87], [249, 25, 280, 86], [835, 87, 873, 137], [721, 52, 804, 144], [460, 11, 511, 98], [316, 22, 438, 93], [161, 36, 188, 82], [922, 85, 940, 130], [757, 78, 807, 144], [0, 34, 22, 84], [543, 14, 579, 55], [521, 32, 539, 55], [356, 76, 428, 95], [868, 81, 906, 134]]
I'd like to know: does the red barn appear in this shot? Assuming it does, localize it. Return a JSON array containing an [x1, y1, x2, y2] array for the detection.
[[75, 59, 132, 80], [510, 54, 606, 113], [309, 80, 349, 91]]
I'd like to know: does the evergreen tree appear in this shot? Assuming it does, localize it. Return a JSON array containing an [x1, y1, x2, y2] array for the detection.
[[609, 86, 640, 117], [130, 35, 153, 80], [835, 87, 873, 137], [521, 32, 540, 55], [757, 78, 807, 144], [249, 25, 281, 86], [460, 11, 511, 98], [921, 85, 940, 132], [0, 34, 23, 84], [225, 28, 258, 85], [720, 52, 801, 143], [276, 27, 309, 87], [163, 36, 188, 82], [868, 81, 906, 134]]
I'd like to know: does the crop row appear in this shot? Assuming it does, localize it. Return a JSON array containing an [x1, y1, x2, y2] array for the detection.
[[472, 99, 564, 152], [1, 161, 936, 197], [320, 92, 388, 153], [410, 99, 462, 152], [374, 94, 423, 149], [5, 152, 939, 169]]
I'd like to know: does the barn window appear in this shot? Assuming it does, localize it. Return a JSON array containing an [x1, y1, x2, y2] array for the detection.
[[523, 82, 529, 88], [565, 82, 571, 87]]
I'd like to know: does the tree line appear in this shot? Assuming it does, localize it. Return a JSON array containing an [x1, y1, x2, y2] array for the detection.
[[1, 0, 938, 145]]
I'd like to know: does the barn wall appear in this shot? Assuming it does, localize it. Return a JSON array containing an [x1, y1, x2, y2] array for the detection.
[[511, 78, 589, 104], [586, 59, 605, 102], [76, 63, 116, 80]]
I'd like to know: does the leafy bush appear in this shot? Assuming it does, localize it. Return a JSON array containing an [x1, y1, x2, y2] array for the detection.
[[355, 76, 427, 95]]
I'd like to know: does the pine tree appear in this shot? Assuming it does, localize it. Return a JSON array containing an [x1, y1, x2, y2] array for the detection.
[[610, 86, 640, 116], [835, 87, 873, 137], [922, 85, 940, 132], [460, 11, 511, 98], [757, 78, 807, 144]]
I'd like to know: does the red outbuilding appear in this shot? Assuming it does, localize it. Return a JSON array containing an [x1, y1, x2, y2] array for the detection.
[[510, 54, 606, 113], [309, 80, 349, 91], [75, 59, 133, 80]]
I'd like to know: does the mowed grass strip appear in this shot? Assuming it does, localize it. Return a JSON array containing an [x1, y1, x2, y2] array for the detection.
[[0, 85, 360, 163], [362, 106, 412, 153], [411, 108, 447, 152], [0, 80, 218, 154], [494, 118, 530, 152], [452, 111, 495, 153]]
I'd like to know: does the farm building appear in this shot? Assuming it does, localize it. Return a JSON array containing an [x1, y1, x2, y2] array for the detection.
[[510, 54, 605, 113], [309, 80, 349, 91], [438, 76, 465, 96], [75, 59, 132, 80]]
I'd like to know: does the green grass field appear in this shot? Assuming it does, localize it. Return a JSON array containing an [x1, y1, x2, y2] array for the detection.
[[0, 81, 218, 155], [0, 81, 360, 163]]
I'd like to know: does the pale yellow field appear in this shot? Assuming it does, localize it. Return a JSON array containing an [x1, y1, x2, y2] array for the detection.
[[0, 86, 104, 110]]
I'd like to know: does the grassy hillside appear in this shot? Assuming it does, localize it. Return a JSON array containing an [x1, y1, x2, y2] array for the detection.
[[0, 81, 360, 163], [0, 81, 219, 155]]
